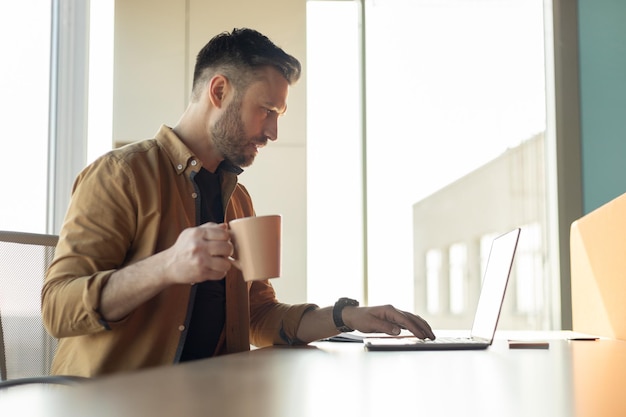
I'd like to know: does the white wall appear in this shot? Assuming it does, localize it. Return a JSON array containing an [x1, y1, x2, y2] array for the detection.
[[113, 0, 308, 303]]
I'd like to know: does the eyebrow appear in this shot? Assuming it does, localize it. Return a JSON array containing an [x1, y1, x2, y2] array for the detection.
[[266, 101, 288, 115]]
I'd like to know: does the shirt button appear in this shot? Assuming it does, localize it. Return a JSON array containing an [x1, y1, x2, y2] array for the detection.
[[178, 325, 185, 332], [191, 192, 198, 199], [177, 164, 183, 170], [190, 160, 197, 166]]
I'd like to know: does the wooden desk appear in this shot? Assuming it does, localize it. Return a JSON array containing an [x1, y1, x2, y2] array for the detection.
[[2, 332, 625, 417]]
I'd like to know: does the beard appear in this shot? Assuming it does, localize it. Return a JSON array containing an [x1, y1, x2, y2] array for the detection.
[[211, 98, 265, 168]]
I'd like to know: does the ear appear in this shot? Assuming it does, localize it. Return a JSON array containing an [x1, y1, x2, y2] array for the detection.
[[207, 75, 231, 109]]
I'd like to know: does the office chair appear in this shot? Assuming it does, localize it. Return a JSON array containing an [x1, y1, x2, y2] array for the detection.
[[0, 230, 86, 389]]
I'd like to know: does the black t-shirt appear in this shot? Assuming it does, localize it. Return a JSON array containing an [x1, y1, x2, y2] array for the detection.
[[179, 167, 226, 361]]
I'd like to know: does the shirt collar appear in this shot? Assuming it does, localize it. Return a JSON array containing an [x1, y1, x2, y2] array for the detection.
[[155, 125, 243, 176]]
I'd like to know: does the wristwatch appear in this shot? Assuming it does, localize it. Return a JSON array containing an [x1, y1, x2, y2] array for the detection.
[[333, 297, 359, 332]]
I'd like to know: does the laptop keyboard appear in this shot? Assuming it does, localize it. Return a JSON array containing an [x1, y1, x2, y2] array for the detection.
[[418, 337, 484, 344]]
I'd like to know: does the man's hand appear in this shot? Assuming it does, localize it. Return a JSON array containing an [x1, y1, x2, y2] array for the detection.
[[163, 222, 234, 285], [296, 304, 436, 343], [342, 305, 436, 340]]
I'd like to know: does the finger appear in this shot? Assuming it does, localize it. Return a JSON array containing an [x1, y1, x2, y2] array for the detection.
[[393, 310, 436, 340], [375, 306, 432, 339], [197, 252, 233, 282], [199, 223, 230, 241], [206, 240, 234, 258], [205, 255, 232, 274]]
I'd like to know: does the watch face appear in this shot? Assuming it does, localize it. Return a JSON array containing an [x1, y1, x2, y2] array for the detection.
[[340, 297, 359, 306]]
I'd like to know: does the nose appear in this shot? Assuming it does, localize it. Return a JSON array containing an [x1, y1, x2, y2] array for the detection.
[[265, 114, 279, 142]]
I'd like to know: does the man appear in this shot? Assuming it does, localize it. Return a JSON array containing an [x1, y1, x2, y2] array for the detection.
[[42, 28, 435, 377]]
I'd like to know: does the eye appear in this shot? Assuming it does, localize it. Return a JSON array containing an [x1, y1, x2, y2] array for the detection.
[[262, 106, 284, 118], [263, 108, 279, 118]]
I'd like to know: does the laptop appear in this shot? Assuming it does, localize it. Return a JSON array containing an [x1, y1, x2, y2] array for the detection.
[[364, 227, 521, 351]]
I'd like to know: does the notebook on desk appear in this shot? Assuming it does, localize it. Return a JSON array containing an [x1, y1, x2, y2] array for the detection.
[[364, 227, 521, 351]]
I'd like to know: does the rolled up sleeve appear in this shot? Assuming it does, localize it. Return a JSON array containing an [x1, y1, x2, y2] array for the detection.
[[248, 280, 318, 346], [42, 155, 138, 338]]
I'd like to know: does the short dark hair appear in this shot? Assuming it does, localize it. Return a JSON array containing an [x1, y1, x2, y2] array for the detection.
[[191, 28, 302, 101]]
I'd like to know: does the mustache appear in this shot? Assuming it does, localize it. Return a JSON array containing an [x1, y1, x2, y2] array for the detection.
[[252, 137, 269, 147]]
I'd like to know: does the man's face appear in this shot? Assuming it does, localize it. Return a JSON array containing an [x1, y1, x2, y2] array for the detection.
[[211, 67, 289, 167]]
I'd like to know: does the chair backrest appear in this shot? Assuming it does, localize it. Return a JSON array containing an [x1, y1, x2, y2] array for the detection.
[[570, 192, 626, 340], [0, 231, 59, 381]]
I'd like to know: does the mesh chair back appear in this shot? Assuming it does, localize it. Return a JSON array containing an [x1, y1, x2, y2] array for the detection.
[[0, 231, 59, 381]]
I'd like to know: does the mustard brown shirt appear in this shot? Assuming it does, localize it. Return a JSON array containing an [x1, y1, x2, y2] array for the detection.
[[42, 125, 316, 377]]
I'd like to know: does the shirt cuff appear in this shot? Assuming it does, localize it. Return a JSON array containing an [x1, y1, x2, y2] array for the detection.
[[278, 304, 318, 345]]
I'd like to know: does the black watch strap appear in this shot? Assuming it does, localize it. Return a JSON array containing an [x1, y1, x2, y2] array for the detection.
[[333, 297, 359, 332]]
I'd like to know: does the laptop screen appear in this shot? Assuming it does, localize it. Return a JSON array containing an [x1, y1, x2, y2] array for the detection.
[[470, 228, 520, 341]]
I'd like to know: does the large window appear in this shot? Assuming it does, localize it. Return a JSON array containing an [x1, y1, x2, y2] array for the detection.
[[306, 1, 365, 304], [0, 0, 114, 235], [307, 0, 557, 330], [0, 1, 52, 234]]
